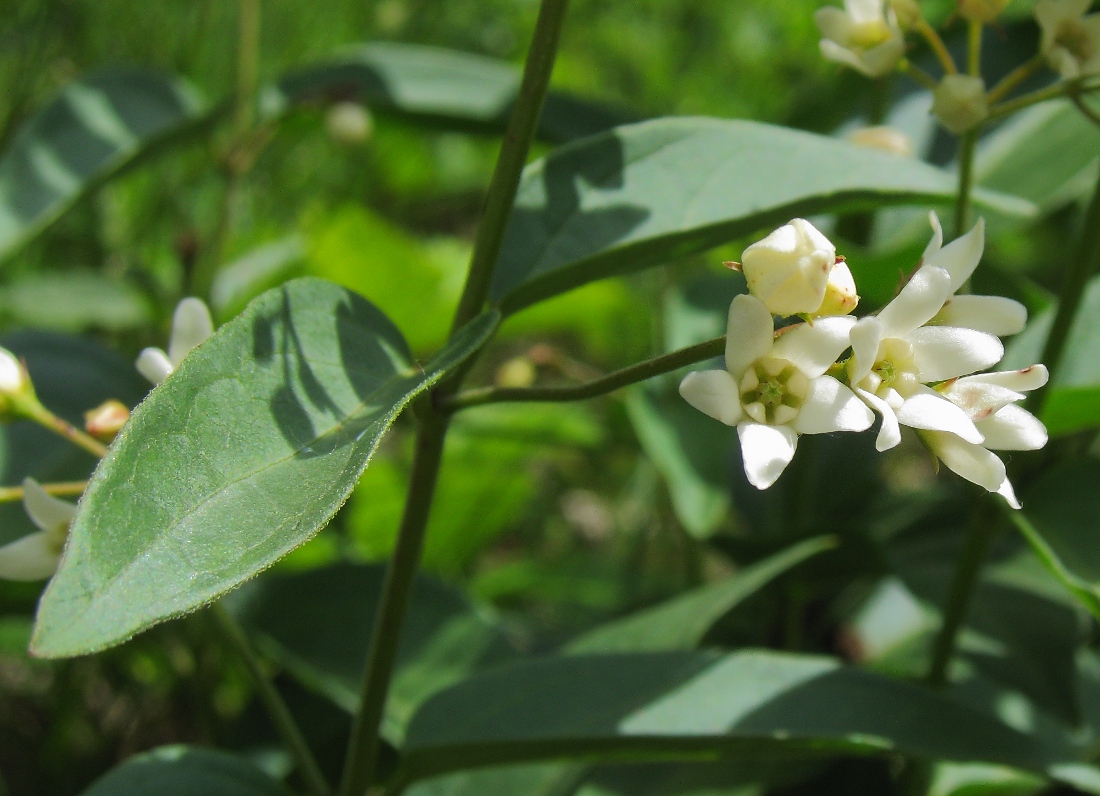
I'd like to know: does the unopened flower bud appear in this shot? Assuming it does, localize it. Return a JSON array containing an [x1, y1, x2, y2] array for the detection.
[[958, 0, 1011, 23], [889, 0, 923, 28], [0, 347, 35, 420], [325, 101, 374, 145], [846, 125, 915, 157], [814, 260, 860, 317], [741, 219, 837, 317], [1036, 0, 1100, 79], [84, 399, 130, 442], [496, 357, 537, 388], [932, 75, 988, 134]]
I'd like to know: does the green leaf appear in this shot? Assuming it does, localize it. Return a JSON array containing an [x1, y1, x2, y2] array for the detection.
[[488, 117, 1036, 314], [31, 279, 498, 657], [0, 331, 150, 546], [565, 536, 835, 654], [0, 68, 207, 262], [401, 650, 1056, 783], [928, 763, 1045, 796], [270, 42, 630, 144], [228, 562, 519, 743], [79, 746, 291, 796], [210, 236, 307, 321], [1, 269, 153, 332]]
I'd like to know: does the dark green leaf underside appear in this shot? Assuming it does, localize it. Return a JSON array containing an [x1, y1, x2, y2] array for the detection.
[[79, 746, 291, 796], [32, 278, 497, 657]]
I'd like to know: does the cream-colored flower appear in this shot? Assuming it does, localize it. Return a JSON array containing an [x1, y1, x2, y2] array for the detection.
[[932, 75, 989, 134], [846, 125, 915, 157], [816, 0, 906, 77], [679, 294, 873, 489], [137, 297, 214, 385], [1036, 0, 1100, 78], [325, 101, 374, 145], [0, 479, 77, 581], [741, 219, 852, 317]]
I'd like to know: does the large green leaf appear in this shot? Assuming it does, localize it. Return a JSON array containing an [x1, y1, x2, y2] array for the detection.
[[400, 650, 1058, 783], [31, 279, 497, 657], [79, 746, 291, 796], [269, 42, 630, 144], [228, 562, 519, 743], [0, 68, 207, 262], [566, 536, 835, 655], [488, 117, 1035, 314]]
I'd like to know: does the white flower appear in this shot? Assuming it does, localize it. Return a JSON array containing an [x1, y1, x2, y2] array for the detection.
[[815, 0, 906, 78], [932, 75, 989, 134], [1036, 0, 1100, 78], [679, 294, 874, 489], [137, 297, 214, 385], [740, 219, 852, 317], [0, 348, 24, 395], [325, 101, 374, 145], [0, 479, 77, 581], [920, 366, 1049, 508]]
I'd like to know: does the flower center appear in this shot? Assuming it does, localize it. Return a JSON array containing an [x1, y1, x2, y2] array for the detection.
[[1055, 20, 1095, 63], [849, 19, 893, 50], [739, 357, 810, 425], [858, 338, 919, 403]]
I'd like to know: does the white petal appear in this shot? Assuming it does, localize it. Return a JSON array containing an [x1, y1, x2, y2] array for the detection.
[[815, 7, 856, 44], [846, 0, 886, 24], [0, 532, 59, 581], [771, 316, 857, 378], [955, 365, 1048, 393], [997, 477, 1022, 510], [820, 40, 877, 76], [857, 387, 903, 451], [922, 430, 1007, 492], [136, 348, 174, 385], [725, 294, 774, 378], [924, 218, 985, 291], [22, 478, 77, 534], [737, 422, 798, 490], [849, 317, 884, 385], [793, 376, 874, 434], [860, 36, 906, 77], [896, 386, 984, 443], [977, 404, 1048, 451], [933, 295, 1027, 337], [920, 212, 944, 265], [679, 370, 744, 426], [1036, 0, 1091, 32], [939, 380, 1025, 422], [877, 266, 954, 338], [167, 297, 214, 366], [908, 327, 1004, 382]]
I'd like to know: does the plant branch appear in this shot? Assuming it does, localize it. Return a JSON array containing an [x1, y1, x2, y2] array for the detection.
[[985, 77, 1100, 123], [19, 401, 107, 458], [954, 129, 978, 239], [1071, 91, 1100, 128], [917, 19, 957, 75], [0, 481, 87, 504], [967, 20, 982, 77], [443, 335, 725, 412], [337, 413, 450, 796], [986, 54, 1044, 104], [1029, 165, 1100, 414], [211, 603, 330, 796], [450, 0, 571, 334], [899, 60, 938, 90]]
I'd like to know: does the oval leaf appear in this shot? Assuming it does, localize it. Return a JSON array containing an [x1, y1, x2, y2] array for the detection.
[[31, 278, 497, 657], [0, 68, 207, 262], [80, 746, 291, 796], [489, 117, 1035, 314], [402, 651, 1058, 783]]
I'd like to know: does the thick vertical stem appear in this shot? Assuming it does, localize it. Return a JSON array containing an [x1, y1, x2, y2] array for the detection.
[[450, 0, 572, 333], [1030, 167, 1100, 414], [337, 414, 449, 796]]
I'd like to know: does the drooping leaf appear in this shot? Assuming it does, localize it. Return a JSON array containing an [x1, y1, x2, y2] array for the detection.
[[0, 68, 208, 262], [400, 650, 1058, 783], [227, 562, 520, 743], [565, 536, 835, 654], [0, 331, 150, 546], [488, 117, 1035, 314], [31, 279, 498, 657], [79, 746, 291, 796], [269, 42, 631, 144]]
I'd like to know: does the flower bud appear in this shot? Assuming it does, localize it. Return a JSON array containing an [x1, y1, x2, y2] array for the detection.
[[889, 0, 923, 28], [325, 101, 374, 146], [84, 399, 130, 442], [814, 260, 860, 317], [932, 75, 988, 134], [957, 0, 1011, 22], [0, 348, 35, 420], [741, 219, 837, 317], [495, 356, 537, 388], [846, 125, 915, 157]]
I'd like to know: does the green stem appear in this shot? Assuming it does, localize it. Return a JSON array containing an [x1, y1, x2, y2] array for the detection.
[[954, 129, 978, 239], [0, 480, 87, 504], [1029, 166, 1100, 414], [967, 21, 982, 77], [234, 0, 261, 137], [19, 400, 108, 458], [900, 60, 938, 90], [917, 19, 957, 75], [443, 335, 725, 411], [337, 413, 450, 796], [211, 603, 330, 796], [986, 54, 1044, 104], [985, 78, 1100, 123], [926, 497, 998, 688], [450, 0, 571, 334]]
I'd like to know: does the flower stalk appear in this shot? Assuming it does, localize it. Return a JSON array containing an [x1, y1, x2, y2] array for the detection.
[[0, 481, 87, 504], [21, 401, 108, 459]]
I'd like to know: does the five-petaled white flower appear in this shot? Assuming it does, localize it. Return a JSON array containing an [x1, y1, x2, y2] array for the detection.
[[1036, 0, 1100, 79], [921, 366, 1049, 508], [0, 479, 77, 581], [815, 0, 906, 78], [679, 294, 874, 489], [137, 297, 214, 385]]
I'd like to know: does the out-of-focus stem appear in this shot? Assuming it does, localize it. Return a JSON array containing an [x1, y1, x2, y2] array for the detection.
[[0, 481, 87, 504], [19, 401, 107, 459], [917, 19, 957, 75], [987, 55, 1044, 103], [900, 60, 938, 90]]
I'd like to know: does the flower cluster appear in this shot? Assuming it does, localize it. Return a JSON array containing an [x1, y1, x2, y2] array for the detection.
[[679, 216, 1046, 507]]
